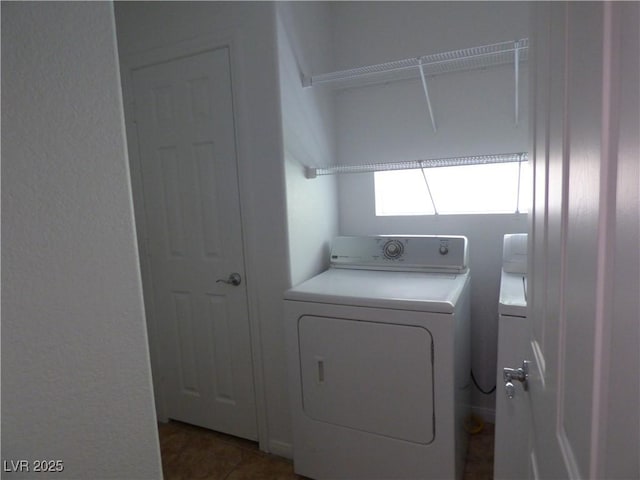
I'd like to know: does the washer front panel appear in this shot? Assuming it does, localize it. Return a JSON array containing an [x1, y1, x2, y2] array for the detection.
[[298, 315, 434, 444]]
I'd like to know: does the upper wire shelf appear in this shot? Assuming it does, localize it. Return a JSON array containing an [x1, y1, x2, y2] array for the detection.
[[302, 39, 529, 89]]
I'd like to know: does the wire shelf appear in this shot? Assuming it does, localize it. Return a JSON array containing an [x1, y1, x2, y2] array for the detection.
[[306, 152, 528, 178], [303, 39, 528, 89]]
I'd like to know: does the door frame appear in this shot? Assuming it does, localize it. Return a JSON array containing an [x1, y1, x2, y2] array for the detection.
[[119, 32, 269, 451]]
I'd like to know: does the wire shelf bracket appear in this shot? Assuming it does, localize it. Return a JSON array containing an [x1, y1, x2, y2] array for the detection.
[[418, 59, 437, 132]]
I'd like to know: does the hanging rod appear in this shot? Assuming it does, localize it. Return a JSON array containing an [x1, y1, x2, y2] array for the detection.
[[305, 152, 528, 179], [302, 39, 529, 89]]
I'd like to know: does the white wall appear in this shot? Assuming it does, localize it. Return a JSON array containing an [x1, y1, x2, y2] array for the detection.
[[330, 1, 531, 419], [114, 2, 293, 456], [1, 3, 162, 478], [277, 2, 339, 286]]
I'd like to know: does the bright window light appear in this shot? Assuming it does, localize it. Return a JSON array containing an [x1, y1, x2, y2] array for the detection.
[[374, 169, 436, 216], [374, 162, 530, 216]]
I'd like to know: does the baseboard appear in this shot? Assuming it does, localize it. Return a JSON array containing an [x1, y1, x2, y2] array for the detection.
[[268, 439, 293, 459], [472, 405, 496, 424]]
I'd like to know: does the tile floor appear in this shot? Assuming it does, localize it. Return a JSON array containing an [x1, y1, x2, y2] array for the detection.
[[158, 421, 495, 480]]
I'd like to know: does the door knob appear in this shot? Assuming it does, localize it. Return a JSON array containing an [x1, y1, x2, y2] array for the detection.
[[216, 272, 242, 286], [503, 360, 530, 398]]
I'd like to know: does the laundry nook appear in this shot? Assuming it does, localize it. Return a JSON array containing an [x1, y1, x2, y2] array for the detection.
[[3, 2, 638, 479]]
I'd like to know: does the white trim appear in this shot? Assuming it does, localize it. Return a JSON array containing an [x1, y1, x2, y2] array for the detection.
[[119, 49, 169, 424], [557, 428, 582, 480], [268, 440, 293, 460], [530, 340, 546, 389], [118, 30, 269, 452], [120, 30, 237, 71], [530, 450, 540, 480], [589, 3, 620, 477], [555, 4, 571, 474], [225, 28, 272, 454]]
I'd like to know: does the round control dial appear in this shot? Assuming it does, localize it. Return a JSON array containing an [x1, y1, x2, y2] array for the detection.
[[383, 239, 404, 259]]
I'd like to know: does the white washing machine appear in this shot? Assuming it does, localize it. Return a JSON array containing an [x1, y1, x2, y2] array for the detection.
[[494, 233, 529, 480], [284, 235, 471, 480]]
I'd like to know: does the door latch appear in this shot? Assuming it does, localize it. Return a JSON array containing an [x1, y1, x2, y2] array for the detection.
[[503, 360, 529, 399]]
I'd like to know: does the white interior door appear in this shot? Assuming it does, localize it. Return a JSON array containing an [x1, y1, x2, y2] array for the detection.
[[526, 3, 639, 478], [132, 47, 258, 440]]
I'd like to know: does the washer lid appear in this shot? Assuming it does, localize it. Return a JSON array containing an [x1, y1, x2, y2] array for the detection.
[[502, 233, 528, 274], [499, 271, 527, 317], [285, 268, 469, 314]]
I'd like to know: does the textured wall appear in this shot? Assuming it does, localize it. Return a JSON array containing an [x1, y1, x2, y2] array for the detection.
[[1, 2, 162, 478], [277, 2, 340, 287]]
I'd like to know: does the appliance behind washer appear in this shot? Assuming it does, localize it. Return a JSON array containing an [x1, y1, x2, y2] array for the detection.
[[284, 235, 471, 480], [494, 233, 529, 480]]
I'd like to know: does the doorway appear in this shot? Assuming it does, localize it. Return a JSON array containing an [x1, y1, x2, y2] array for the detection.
[[128, 46, 258, 441]]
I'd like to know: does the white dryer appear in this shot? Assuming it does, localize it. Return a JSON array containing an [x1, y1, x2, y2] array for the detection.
[[284, 235, 471, 480], [494, 233, 529, 480]]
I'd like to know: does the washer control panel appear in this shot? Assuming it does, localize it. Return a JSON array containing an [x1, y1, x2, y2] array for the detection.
[[330, 235, 468, 272]]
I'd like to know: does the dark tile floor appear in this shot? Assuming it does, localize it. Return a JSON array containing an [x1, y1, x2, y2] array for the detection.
[[158, 421, 495, 480], [462, 422, 495, 480]]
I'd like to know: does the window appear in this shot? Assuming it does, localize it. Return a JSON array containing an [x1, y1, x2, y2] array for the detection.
[[374, 161, 530, 216]]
